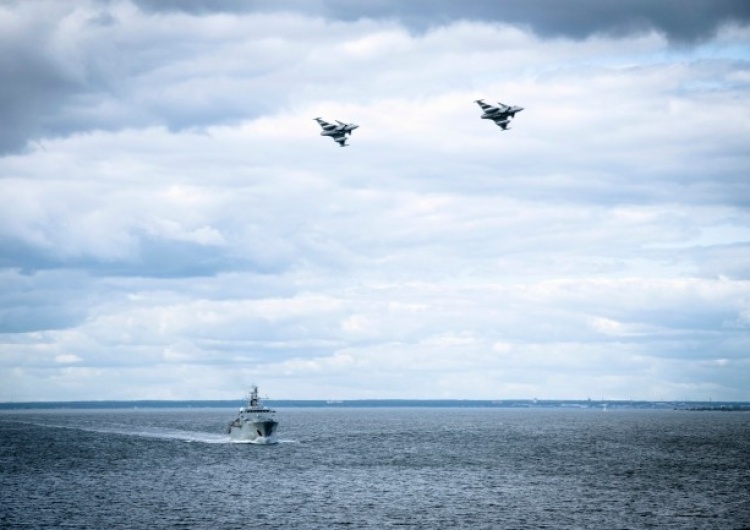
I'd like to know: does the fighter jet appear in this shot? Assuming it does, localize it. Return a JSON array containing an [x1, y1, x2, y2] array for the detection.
[[475, 99, 524, 130], [314, 117, 359, 147]]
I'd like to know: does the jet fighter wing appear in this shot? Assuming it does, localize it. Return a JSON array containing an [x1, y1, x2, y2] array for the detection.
[[314, 117, 333, 129], [493, 119, 511, 130], [332, 134, 349, 147], [475, 99, 494, 111]]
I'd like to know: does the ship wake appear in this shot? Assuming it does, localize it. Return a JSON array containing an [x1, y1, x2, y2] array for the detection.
[[6, 420, 233, 444]]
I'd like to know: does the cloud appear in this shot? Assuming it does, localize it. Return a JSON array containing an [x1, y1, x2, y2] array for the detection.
[[1, 2, 749, 401], [0, 270, 94, 333], [0, 1, 301, 153], [2, 1, 750, 155], [130, 0, 750, 43]]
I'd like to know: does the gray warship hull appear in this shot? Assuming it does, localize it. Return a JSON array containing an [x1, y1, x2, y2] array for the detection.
[[227, 418, 278, 444]]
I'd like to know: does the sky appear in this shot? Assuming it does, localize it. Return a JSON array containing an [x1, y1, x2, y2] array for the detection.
[[1, 0, 749, 402]]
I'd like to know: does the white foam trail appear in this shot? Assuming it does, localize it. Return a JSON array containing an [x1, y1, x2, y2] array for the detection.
[[3, 419, 298, 445], [6, 420, 232, 444], [229, 438, 276, 445], [120, 427, 229, 444]]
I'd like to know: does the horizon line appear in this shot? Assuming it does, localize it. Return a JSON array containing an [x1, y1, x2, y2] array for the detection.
[[2, 397, 748, 407]]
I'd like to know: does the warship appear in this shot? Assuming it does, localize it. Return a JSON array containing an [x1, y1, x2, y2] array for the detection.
[[226, 386, 278, 444]]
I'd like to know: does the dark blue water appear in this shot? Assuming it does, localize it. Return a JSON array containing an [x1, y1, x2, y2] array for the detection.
[[2, 408, 749, 529]]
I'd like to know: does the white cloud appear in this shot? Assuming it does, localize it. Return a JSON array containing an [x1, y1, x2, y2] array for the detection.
[[55, 354, 82, 364], [1, 2, 749, 401]]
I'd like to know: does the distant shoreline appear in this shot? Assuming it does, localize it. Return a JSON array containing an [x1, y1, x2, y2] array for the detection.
[[1, 399, 749, 411]]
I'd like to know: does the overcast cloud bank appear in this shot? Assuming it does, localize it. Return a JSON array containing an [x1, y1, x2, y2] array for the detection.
[[1, 1, 749, 401]]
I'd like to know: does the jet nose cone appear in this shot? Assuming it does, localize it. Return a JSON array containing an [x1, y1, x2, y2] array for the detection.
[[351, 124, 359, 129], [517, 107, 524, 112]]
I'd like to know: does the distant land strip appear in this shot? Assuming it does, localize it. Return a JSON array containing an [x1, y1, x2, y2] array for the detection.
[[1, 400, 749, 411]]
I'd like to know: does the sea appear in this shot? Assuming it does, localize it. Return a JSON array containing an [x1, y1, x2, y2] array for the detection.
[[1, 406, 749, 529]]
